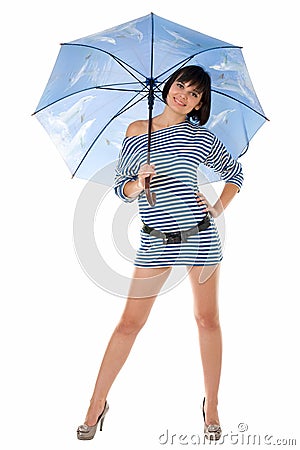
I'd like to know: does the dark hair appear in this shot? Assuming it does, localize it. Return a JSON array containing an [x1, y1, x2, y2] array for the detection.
[[162, 65, 211, 125]]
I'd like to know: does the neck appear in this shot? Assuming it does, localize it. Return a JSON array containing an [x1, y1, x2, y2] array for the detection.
[[153, 107, 186, 128]]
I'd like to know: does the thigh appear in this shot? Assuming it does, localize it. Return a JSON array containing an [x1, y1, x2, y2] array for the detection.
[[127, 266, 172, 300], [187, 265, 220, 316], [122, 266, 172, 321]]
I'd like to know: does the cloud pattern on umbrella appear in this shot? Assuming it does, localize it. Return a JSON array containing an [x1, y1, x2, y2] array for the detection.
[[34, 13, 267, 185]]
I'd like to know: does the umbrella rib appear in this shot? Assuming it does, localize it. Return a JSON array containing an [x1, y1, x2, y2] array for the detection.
[[153, 90, 164, 103], [96, 81, 144, 92], [95, 87, 142, 92], [98, 82, 142, 87], [96, 81, 142, 89], [33, 86, 144, 115], [113, 92, 151, 117], [156, 45, 242, 81], [71, 92, 148, 178], [61, 43, 148, 88], [211, 88, 269, 120]]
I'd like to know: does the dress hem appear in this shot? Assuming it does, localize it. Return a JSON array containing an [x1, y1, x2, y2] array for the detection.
[[133, 260, 223, 268]]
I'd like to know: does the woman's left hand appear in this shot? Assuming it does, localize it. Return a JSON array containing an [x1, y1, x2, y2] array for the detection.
[[195, 192, 219, 218]]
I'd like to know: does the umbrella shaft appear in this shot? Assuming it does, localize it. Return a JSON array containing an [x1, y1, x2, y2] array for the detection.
[[147, 107, 153, 165], [147, 81, 155, 165]]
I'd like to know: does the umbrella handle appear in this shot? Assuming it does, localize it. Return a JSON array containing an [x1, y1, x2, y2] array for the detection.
[[145, 176, 156, 206]]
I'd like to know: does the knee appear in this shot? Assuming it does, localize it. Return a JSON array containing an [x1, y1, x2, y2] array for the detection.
[[115, 317, 146, 336], [194, 312, 220, 330]]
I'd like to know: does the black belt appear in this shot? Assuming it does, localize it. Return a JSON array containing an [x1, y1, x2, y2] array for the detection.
[[142, 213, 211, 244]]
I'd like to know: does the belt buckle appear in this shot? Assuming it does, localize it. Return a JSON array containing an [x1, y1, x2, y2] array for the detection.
[[165, 232, 182, 244]]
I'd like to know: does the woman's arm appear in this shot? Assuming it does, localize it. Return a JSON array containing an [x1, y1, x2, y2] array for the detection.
[[196, 182, 240, 218], [198, 133, 243, 217], [121, 121, 157, 199]]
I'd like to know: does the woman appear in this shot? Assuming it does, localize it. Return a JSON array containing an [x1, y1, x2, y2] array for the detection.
[[77, 65, 243, 441]]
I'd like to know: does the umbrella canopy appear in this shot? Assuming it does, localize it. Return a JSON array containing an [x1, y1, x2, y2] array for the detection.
[[33, 13, 267, 193]]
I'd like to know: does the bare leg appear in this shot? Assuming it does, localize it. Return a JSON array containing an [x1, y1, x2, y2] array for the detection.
[[187, 264, 222, 425], [84, 266, 172, 426]]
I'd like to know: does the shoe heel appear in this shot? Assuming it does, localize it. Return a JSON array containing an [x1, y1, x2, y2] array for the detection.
[[99, 416, 105, 431]]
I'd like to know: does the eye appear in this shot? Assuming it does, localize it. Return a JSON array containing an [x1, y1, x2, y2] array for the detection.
[[177, 82, 184, 89], [191, 92, 198, 98]]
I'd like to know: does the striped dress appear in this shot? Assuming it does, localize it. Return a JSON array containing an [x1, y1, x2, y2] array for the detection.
[[114, 120, 243, 267]]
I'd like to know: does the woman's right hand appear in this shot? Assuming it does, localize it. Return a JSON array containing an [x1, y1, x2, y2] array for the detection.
[[137, 163, 156, 190]]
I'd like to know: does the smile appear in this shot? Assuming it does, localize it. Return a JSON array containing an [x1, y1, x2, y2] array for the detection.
[[173, 97, 186, 107]]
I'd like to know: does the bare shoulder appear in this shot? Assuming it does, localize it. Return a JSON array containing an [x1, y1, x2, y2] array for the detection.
[[125, 120, 148, 137]]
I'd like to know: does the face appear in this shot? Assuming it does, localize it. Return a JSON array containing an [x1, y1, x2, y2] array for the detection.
[[166, 79, 203, 115]]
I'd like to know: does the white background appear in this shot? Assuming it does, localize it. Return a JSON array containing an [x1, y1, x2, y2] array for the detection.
[[1, 1, 299, 449]]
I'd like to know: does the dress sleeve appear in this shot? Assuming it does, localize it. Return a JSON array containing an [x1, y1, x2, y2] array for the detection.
[[204, 135, 244, 191], [113, 138, 141, 203]]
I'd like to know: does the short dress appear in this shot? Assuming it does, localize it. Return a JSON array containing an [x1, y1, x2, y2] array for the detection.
[[114, 121, 243, 267]]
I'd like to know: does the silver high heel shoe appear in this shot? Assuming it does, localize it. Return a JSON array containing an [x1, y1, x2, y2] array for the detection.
[[202, 397, 222, 441], [77, 401, 109, 440]]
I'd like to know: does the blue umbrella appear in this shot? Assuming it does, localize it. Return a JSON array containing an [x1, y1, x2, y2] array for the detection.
[[33, 12, 267, 205]]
